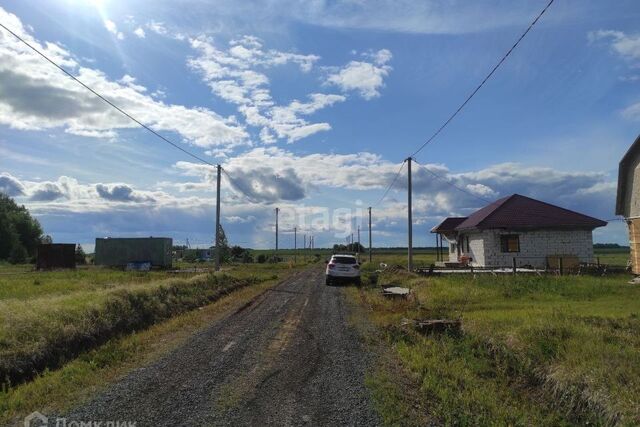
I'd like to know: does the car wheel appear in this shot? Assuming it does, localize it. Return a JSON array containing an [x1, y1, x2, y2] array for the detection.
[[355, 277, 361, 286], [325, 277, 332, 286]]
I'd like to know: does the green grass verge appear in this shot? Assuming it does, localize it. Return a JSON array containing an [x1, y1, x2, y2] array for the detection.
[[0, 263, 300, 388], [348, 266, 640, 425], [0, 278, 282, 425]]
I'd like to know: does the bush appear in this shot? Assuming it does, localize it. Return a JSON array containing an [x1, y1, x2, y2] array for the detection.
[[75, 244, 87, 265], [183, 251, 197, 262], [257, 254, 266, 263], [9, 244, 27, 264]]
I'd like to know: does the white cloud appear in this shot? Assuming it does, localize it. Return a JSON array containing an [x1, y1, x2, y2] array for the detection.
[[0, 172, 25, 196], [622, 101, 640, 121], [163, 0, 553, 35], [146, 20, 168, 35], [589, 30, 640, 61], [188, 35, 344, 142], [2, 151, 617, 246], [0, 7, 247, 149], [325, 49, 392, 99], [174, 147, 614, 224], [103, 19, 124, 40], [589, 30, 640, 121], [6, 174, 183, 211], [292, 0, 548, 34], [133, 27, 146, 38]]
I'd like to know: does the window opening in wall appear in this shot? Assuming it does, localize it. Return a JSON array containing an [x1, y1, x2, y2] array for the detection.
[[500, 234, 520, 253]]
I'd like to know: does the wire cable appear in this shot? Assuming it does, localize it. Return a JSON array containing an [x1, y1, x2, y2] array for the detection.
[[0, 21, 216, 167], [409, 0, 554, 158], [220, 167, 263, 204], [373, 160, 406, 208]]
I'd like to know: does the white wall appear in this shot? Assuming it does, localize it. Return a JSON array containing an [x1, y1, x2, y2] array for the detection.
[[461, 229, 594, 268], [466, 233, 485, 266]]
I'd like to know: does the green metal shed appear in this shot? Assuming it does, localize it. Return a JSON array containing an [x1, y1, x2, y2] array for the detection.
[[95, 237, 172, 268]]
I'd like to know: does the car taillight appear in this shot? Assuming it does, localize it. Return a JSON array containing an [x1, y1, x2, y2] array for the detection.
[[353, 264, 359, 269], [328, 263, 336, 269]]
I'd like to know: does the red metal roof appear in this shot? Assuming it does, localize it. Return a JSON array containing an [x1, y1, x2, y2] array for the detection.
[[430, 217, 467, 233], [454, 194, 606, 231]]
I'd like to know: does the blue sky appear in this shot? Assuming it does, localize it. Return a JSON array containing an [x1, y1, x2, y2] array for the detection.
[[0, 0, 639, 249]]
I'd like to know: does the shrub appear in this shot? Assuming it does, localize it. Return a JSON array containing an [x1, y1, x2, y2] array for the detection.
[[9, 244, 27, 264]]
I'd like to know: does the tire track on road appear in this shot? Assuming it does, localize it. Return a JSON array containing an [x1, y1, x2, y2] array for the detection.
[[64, 266, 379, 426]]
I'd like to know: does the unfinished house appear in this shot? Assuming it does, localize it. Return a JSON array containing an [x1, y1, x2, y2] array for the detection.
[[616, 134, 640, 273], [95, 237, 173, 268], [432, 194, 606, 269]]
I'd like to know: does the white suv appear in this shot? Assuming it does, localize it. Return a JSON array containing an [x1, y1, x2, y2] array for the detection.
[[325, 254, 361, 285]]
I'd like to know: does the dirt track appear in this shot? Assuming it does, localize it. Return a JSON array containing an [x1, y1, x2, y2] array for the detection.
[[64, 266, 380, 426]]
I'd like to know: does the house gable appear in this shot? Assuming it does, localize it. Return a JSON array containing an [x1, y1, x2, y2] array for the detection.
[[616, 133, 640, 217]]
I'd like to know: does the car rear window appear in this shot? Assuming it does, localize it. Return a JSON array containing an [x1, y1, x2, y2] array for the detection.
[[332, 256, 357, 264]]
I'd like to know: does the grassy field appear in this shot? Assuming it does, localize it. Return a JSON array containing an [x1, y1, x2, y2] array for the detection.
[[592, 247, 631, 267], [0, 275, 285, 425], [348, 260, 640, 425], [0, 261, 305, 389], [253, 246, 630, 268]]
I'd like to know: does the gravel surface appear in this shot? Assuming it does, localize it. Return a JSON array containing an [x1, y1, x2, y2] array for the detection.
[[63, 266, 380, 426]]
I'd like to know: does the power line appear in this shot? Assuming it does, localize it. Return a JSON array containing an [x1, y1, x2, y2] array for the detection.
[[0, 21, 216, 167], [370, 1, 553, 209], [605, 218, 624, 222], [374, 160, 406, 208], [220, 167, 265, 204], [409, 0, 554, 158]]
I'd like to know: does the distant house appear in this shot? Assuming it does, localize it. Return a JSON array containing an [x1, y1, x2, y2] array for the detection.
[[184, 248, 212, 261], [616, 134, 640, 273], [431, 194, 606, 268]]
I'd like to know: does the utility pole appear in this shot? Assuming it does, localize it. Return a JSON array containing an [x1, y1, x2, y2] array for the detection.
[[304, 234, 306, 261], [407, 157, 413, 271], [357, 226, 361, 257], [275, 207, 279, 260], [294, 227, 297, 263], [214, 164, 221, 271], [368, 207, 372, 263]]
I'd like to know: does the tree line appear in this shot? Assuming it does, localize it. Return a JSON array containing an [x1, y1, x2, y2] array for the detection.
[[0, 194, 87, 264], [0, 194, 43, 263]]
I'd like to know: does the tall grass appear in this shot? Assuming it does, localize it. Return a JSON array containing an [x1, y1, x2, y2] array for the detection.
[[351, 270, 640, 425], [0, 264, 294, 388]]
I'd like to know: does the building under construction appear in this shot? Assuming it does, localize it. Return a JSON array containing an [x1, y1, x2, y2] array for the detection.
[[616, 134, 640, 273], [95, 237, 173, 268]]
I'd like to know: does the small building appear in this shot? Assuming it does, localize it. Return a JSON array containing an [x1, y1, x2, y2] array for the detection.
[[432, 194, 606, 269], [616, 134, 640, 273], [95, 237, 172, 268], [188, 248, 212, 261], [36, 243, 76, 270]]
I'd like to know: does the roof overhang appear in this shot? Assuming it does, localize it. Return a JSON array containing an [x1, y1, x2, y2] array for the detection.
[[616, 134, 640, 216]]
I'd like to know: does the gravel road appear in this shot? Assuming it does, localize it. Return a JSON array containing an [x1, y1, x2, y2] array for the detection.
[[64, 266, 380, 426]]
